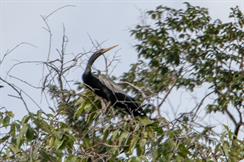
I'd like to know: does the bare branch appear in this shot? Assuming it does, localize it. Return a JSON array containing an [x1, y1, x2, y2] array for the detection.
[[225, 109, 237, 126], [157, 77, 178, 109], [44, 5, 76, 20], [0, 42, 36, 65], [192, 90, 215, 120], [9, 75, 42, 89], [0, 77, 30, 113]]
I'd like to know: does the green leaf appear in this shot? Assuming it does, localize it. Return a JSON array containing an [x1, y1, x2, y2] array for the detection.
[[129, 157, 142, 162], [0, 135, 10, 143], [139, 117, 154, 126], [119, 132, 129, 146], [129, 135, 139, 154], [74, 101, 92, 118], [33, 118, 52, 134], [26, 126, 36, 141], [2, 116, 10, 127], [138, 138, 147, 155], [21, 115, 31, 124]]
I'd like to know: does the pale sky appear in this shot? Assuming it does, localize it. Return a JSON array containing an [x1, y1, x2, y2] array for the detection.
[[0, 1, 243, 137]]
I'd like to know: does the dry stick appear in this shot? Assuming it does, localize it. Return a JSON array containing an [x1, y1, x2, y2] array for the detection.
[[55, 26, 66, 103], [233, 123, 242, 140], [41, 7, 86, 104], [108, 54, 121, 75], [40, 16, 56, 109], [19, 88, 44, 111], [0, 43, 41, 114], [1, 76, 43, 112], [45, 5, 76, 20], [234, 46, 243, 140], [41, 15, 52, 62], [41, 5, 75, 58], [227, 92, 242, 140], [0, 77, 30, 113], [0, 42, 36, 65], [156, 77, 178, 117], [10, 65, 46, 108], [7, 61, 43, 76], [225, 108, 239, 140], [226, 109, 237, 127], [9, 75, 42, 89], [1, 6, 82, 116], [235, 108, 244, 139], [213, 80, 242, 140], [40, 10, 54, 105], [192, 90, 215, 120], [87, 34, 107, 51], [102, 48, 120, 75]]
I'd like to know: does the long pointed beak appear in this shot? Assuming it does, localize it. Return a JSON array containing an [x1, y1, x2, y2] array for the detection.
[[103, 45, 118, 53]]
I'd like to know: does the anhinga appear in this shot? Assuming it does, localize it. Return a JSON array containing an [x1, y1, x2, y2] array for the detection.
[[82, 45, 145, 117]]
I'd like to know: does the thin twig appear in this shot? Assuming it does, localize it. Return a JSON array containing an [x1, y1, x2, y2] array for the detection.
[[44, 5, 76, 20], [0, 77, 30, 113], [0, 42, 36, 65]]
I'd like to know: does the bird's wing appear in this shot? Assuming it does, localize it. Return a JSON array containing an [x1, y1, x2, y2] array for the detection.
[[98, 74, 125, 94]]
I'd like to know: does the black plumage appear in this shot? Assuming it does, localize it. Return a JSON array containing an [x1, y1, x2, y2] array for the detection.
[[82, 45, 145, 117]]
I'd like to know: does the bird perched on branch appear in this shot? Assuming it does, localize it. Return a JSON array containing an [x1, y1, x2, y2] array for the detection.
[[82, 45, 146, 117]]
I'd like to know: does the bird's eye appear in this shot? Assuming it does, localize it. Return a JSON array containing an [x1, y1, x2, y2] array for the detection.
[[93, 70, 101, 76]]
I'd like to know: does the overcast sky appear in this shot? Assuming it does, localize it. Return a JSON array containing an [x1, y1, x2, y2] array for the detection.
[[0, 1, 244, 137]]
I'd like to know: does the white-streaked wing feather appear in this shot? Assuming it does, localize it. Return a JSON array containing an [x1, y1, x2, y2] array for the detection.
[[98, 74, 124, 94]]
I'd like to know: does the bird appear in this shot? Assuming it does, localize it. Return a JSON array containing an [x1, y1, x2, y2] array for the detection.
[[82, 45, 146, 117]]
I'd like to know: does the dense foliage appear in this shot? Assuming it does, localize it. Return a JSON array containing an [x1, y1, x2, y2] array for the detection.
[[0, 3, 243, 161]]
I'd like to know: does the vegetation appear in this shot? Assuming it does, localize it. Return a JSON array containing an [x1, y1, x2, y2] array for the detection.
[[0, 3, 243, 161]]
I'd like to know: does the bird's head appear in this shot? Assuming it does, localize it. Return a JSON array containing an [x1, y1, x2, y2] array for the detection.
[[85, 45, 119, 72], [95, 45, 118, 56]]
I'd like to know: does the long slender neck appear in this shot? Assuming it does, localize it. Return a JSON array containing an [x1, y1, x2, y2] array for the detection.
[[84, 51, 104, 75]]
